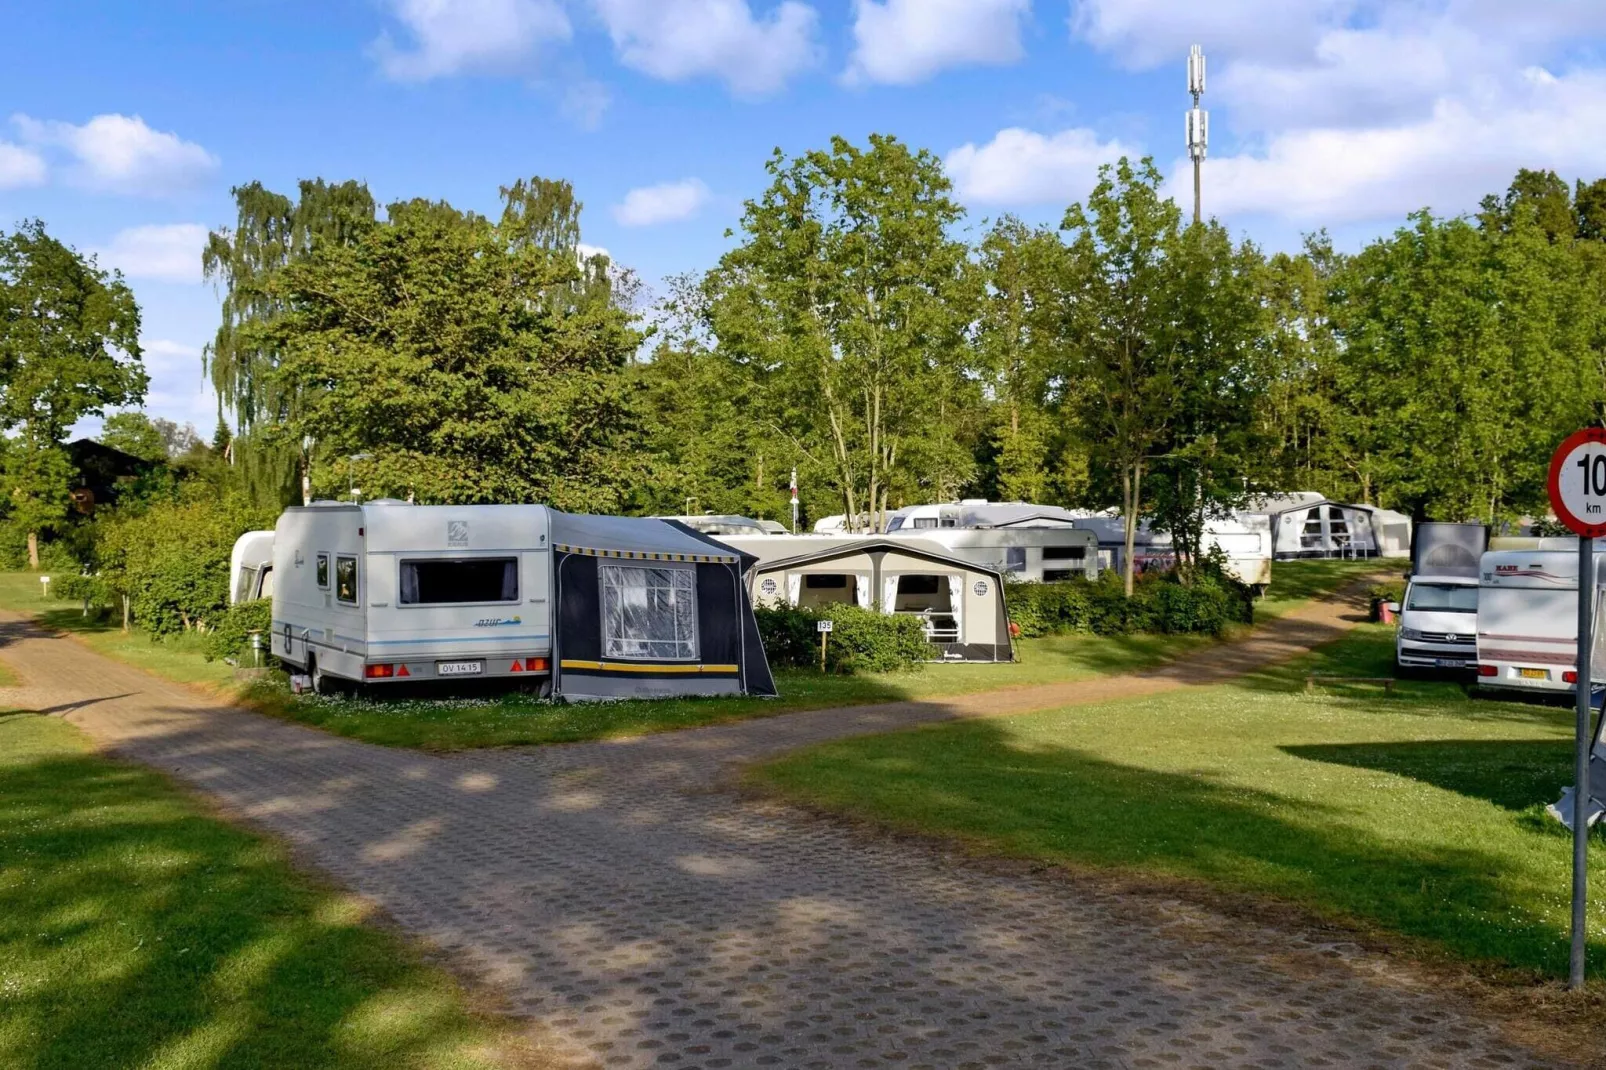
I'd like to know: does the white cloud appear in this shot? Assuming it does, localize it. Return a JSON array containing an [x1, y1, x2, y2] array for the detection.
[[0, 142, 46, 189], [1196, 69, 1606, 224], [1069, 0, 1351, 68], [591, 0, 820, 96], [12, 114, 216, 196], [945, 127, 1136, 206], [612, 179, 711, 226], [561, 78, 612, 129], [577, 242, 611, 261], [372, 0, 571, 81], [93, 223, 209, 283], [845, 0, 1029, 86]]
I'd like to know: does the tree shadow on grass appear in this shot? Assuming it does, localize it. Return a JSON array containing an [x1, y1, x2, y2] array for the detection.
[[0, 736, 511, 1069], [1283, 739, 1576, 813], [764, 716, 1606, 981]]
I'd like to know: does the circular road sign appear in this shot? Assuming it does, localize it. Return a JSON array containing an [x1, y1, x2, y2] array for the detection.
[[1547, 427, 1606, 537]]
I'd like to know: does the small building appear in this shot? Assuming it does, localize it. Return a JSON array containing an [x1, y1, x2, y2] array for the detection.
[[727, 535, 1014, 663]]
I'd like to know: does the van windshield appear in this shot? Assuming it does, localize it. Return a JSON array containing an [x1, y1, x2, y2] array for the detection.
[[1407, 583, 1477, 613]]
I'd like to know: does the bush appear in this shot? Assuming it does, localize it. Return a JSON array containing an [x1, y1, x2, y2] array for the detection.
[[202, 599, 274, 663], [1005, 570, 1253, 639], [756, 604, 932, 674]]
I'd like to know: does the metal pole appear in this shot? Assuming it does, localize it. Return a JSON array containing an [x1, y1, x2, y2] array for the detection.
[[1193, 157, 1201, 225], [1572, 534, 1593, 990]]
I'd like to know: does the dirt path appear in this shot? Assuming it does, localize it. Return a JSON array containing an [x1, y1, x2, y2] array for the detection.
[[0, 585, 1570, 1069]]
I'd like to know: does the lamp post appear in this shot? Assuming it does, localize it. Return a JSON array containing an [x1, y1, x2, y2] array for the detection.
[[347, 453, 373, 501], [1186, 44, 1208, 225]]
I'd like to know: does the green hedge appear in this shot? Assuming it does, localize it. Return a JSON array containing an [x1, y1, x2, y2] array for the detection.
[[755, 604, 932, 674], [202, 599, 274, 663], [1005, 572, 1253, 639]]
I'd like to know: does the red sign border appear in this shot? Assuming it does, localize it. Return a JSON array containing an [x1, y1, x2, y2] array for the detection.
[[1547, 427, 1606, 537]]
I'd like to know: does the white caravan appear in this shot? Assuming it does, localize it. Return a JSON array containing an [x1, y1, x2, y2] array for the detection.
[[255, 501, 777, 699], [1475, 547, 1606, 695], [883, 525, 1098, 582], [269, 501, 555, 692], [1067, 512, 1273, 591], [229, 529, 276, 604]]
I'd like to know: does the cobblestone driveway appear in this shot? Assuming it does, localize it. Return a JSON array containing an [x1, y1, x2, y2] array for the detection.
[[0, 594, 1570, 1069]]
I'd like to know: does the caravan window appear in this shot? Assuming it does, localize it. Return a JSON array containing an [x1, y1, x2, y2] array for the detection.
[[235, 566, 258, 604], [1042, 545, 1085, 560], [335, 556, 358, 605], [804, 574, 848, 589], [912, 518, 938, 529], [316, 553, 330, 589], [600, 565, 697, 661], [1004, 547, 1027, 575], [399, 558, 517, 604]]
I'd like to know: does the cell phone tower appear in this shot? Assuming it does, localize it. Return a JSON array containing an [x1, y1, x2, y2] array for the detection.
[[1186, 44, 1208, 225]]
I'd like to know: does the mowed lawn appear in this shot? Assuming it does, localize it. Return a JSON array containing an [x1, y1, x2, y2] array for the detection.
[[0, 560, 1381, 750], [0, 713, 533, 1070], [751, 624, 1606, 985]]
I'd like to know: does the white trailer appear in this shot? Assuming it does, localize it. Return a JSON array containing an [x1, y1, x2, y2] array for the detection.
[[229, 529, 276, 604], [882, 525, 1098, 582], [1395, 522, 1486, 671], [256, 501, 776, 699], [1475, 548, 1606, 695], [1067, 512, 1272, 591]]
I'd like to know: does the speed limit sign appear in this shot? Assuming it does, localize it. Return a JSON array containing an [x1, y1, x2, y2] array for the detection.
[[1547, 427, 1606, 537]]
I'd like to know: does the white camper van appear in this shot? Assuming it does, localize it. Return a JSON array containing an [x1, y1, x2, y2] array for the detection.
[[1475, 547, 1606, 695], [229, 529, 275, 604], [1395, 522, 1485, 671]]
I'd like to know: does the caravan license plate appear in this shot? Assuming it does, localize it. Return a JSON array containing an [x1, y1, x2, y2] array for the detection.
[[437, 660, 483, 676], [1519, 667, 1549, 680]]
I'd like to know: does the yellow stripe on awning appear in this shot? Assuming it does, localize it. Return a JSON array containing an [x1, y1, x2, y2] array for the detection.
[[559, 660, 740, 674]]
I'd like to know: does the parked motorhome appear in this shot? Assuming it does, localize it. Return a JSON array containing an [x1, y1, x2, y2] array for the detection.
[[253, 502, 774, 700], [727, 534, 1013, 662], [1396, 523, 1487, 670], [229, 529, 275, 604], [1475, 547, 1606, 695]]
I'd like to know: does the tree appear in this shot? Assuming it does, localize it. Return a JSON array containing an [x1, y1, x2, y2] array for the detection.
[[708, 135, 978, 531], [0, 220, 145, 565], [100, 412, 168, 462], [271, 180, 643, 508], [1059, 158, 1191, 596], [203, 179, 377, 504]]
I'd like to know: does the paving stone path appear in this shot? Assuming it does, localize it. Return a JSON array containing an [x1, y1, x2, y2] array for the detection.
[[0, 588, 1571, 1069]]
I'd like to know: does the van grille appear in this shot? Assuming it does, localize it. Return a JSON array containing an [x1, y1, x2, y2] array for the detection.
[[1417, 631, 1474, 645]]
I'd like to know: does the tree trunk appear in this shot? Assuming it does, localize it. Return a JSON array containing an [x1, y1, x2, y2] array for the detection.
[[121, 593, 130, 634], [26, 531, 38, 570], [1121, 463, 1142, 598]]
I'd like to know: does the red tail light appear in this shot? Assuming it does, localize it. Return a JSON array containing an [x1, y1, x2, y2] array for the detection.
[[363, 663, 395, 679], [1564, 671, 1578, 684], [525, 657, 549, 672], [1477, 664, 1497, 677]]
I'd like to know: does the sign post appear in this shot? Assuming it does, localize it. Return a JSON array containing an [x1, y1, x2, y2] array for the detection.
[[1546, 426, 1606, 990], [817, 618, 832, 672]]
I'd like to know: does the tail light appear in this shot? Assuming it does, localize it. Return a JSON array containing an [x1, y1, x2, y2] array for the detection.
[[364, 663, 395, 679], [1477, 664, 1497, 677], [1564, 671, 1578, 684], [525, 657, 549, 672]]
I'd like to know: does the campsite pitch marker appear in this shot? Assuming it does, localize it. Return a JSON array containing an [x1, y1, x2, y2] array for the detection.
[[817, 618, 832, 671], [1547, 427, 1606, 990]]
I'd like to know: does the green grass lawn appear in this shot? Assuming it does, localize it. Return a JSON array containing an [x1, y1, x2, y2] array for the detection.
[[1254, 557, 1392, 620], [751, 624, 1606, 986], [0, 713, 533, 1069], [0, 560, 1380, 751]]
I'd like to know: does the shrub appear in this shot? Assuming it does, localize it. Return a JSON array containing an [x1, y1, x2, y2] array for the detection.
[[756, 603, 931, 674], [1005, 570, 1252, 639], [202, 599, 274, 663]]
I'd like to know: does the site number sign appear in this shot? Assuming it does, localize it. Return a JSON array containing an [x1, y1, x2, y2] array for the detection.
[[1547, 427, 1606, 538]]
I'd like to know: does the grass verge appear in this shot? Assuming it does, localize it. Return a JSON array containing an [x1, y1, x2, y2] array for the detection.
[[0, 712, 535, 1069], [749, 624, 1606, 990], [0, 560, 1379, 750]]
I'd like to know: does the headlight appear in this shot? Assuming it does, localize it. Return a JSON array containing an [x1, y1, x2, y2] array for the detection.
[[1399, 627, 1421, 640]]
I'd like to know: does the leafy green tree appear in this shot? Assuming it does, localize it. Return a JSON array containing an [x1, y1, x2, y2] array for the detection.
[[204, 179, 376, 504], [272, 180, 643, 508], [0, 220, 145, 565], [708, 135, 979, 532], [100, 412, 168, 462]]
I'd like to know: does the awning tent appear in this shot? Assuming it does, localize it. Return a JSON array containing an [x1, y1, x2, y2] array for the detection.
[[1248, 493, 1405, 560], [548, 511, 776, 702], [738, 536, 1014, 663]]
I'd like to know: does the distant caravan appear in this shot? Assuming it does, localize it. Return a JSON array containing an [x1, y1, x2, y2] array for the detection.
[[1474, 546, 1606, 695]]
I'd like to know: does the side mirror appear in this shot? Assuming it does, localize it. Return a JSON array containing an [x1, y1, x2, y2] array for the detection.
[[1386, 602, 1401, 614]]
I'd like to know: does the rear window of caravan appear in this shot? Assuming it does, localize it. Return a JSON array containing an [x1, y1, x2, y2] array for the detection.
[[399, 558, 518, 604]]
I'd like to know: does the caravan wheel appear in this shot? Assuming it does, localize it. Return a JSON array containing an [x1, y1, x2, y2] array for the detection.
[[309, 656, 339, 696]]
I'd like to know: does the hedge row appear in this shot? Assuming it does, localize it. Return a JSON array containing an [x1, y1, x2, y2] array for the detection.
[[755, 604, 932, 674], [1004, 572, 1253, 638]]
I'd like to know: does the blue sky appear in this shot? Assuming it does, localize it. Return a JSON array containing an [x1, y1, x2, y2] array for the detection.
[[4, 0, 1606, 437]]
